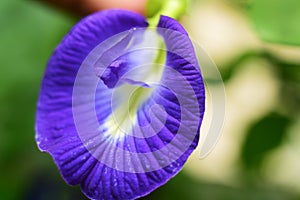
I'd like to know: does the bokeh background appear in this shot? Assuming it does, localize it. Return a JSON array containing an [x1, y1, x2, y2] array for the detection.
[[1, 0, 300, 199]]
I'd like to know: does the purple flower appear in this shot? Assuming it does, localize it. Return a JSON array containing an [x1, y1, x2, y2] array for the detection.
[[35, 10, 205, 200]]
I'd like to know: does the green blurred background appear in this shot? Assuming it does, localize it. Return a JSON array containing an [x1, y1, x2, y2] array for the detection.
[[0, 0, 300, 199]]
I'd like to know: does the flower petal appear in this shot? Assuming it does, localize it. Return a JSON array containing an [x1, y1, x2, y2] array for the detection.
[[36, 10, 148, 151], [35, 9, 147, 185], [36, 10, 205, 200]]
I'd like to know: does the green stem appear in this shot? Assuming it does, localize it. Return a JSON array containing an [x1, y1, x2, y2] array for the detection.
[[147, 0, 188, 27]]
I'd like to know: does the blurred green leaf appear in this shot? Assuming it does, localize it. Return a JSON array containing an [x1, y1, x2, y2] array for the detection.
[[273, 60, 300, 116], [141, 172, 298, 200], [25, 170, 88, 200], [220, 50, 268, 82], [0, 0, 74, 95], [0, 0, 74, 199], [240, 112, 291, 172], [248, 0, 300, 46]]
